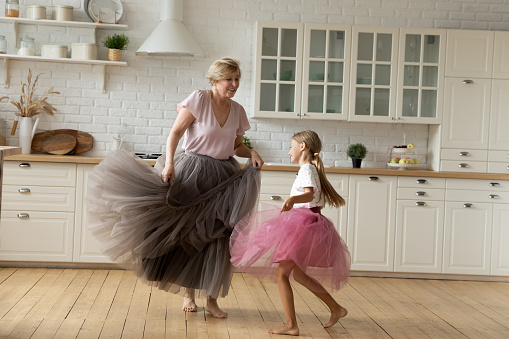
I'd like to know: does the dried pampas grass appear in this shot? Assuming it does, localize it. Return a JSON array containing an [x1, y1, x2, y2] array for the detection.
[[0, 68, 60, 118]]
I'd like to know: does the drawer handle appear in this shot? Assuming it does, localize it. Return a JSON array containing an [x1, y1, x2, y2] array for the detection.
[[271, 195, 282, 201], [18, 188, 31, 193], [459, 152, 470, 156], [462, 80, 473, 84], [368, 176, 379, 181], [416, 179, 427, 184], [489, 194, 499, 199], [507, 166, 509, 170], [19, 162, 31, 168], [463, 203, 473, 208], [489, 183, 500, 187], [416, 201, 426, 206], [17, 213, 30, 218], [416, 191, 427, 196], [458, 163, 469, 168]]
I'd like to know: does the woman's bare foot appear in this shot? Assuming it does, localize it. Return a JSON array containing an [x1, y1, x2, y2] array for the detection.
[[182, 288, 197, 312], [205, 297, 228, 318], [268, 324, 299, 336], [323, 305, 347, 328]]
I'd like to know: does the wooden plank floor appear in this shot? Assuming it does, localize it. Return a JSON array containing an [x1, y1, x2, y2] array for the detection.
[[1, 268, 508, 338]]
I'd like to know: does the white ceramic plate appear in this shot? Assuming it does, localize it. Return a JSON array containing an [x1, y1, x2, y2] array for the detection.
[[391, 148, 415, 154], [387, 163, 421, 170], [85, 0, 123, 23]]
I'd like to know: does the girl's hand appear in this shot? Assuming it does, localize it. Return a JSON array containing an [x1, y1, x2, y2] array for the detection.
[[161, 163, 175, 184], [281, 197, 295, 212]]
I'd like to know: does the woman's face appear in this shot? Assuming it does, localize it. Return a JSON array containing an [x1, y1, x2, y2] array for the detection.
[[213, 72, 240, 99]]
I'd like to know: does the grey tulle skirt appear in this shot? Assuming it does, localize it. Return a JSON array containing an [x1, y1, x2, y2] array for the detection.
[[86, 149, 261, 298]]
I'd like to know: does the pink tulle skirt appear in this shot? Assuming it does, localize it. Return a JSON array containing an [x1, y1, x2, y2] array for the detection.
[[230, 203, 351, 292]]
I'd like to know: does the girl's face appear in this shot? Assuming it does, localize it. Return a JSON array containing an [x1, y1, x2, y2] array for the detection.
[[213, 72, 240, 99], [288, 138, 307, 165]]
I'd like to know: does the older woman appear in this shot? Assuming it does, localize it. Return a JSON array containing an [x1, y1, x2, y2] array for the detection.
[[87, 57, 263, 319]]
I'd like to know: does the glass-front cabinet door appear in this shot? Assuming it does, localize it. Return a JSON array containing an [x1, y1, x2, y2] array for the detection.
[[301, 24, 351, 120], [396, 28, 445, 124], [254, 21, 304, 118], [349, 27, 399, 122]]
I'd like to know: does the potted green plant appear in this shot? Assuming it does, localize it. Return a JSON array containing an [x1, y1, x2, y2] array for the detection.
[[347, 143, 367, 168], [243, 135, 252, 149], [103, 33, 129, 61]]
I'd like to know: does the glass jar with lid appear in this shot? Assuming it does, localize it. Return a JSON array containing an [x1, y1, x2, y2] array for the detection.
[[0, 35, 7, 54], [18, 36, 36, 56], [5, 0, 19, 18]]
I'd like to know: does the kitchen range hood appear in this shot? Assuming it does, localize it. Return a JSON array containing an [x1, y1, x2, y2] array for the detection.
[[136, 0, 204, 57]]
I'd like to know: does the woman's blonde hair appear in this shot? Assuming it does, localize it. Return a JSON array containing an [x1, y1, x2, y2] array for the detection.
[[206, 57, 241, 84], [292, 130, 345, 208]]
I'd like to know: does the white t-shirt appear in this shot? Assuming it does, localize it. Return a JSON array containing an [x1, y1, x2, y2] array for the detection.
[[290, 164, 324, 208]]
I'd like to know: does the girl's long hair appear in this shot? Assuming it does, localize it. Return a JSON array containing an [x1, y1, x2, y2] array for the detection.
[[292, 130, 345, 208]]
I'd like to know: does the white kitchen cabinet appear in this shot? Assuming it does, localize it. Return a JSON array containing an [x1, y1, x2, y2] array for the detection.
[[349, 26, 399, 123], [347, 174, 397, 271], [0, 161, 76, 262], [395, 177, 445, 273], [492, 31, 509, 79], [74, 163, 112, 263], [488, 80, 509, 151], [492, 203, 509, 276], [260, 171, 348, 239], [301, 23, 352, 120], [396, 28, 445, 124], [253, 21, 304, 118], [445, 29, 494, 78]]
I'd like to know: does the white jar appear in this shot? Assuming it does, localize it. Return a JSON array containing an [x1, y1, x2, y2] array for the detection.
[[71, 43, 97, 60], [17, 36, 36, 56], [26, 5, 46, 19], [41, 44, 68, 58], [52, 5, 73, 21]]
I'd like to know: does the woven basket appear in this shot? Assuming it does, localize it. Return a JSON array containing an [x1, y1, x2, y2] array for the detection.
[[107, 49, 122, 61]]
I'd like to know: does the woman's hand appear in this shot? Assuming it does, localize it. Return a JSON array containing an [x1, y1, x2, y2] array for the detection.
[[161, 163, 175, 184], [250, 150, 264, 169]]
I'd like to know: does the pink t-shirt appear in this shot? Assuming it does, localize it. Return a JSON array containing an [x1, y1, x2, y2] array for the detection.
[[177, 90, 250, 160]]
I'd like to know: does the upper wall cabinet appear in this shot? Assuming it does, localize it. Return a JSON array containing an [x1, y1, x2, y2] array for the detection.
[[493, 31, 509, 79], [445, 29, 494, 78], [254, 21, 351, 120], [395, 28, 445, 124], [349, 26, 399, 123]]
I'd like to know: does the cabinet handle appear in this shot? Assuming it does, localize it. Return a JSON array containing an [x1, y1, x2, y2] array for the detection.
[[489, 182, 500, 187], [462, 80, 473, 84], [271, 195, 282, 201], [416, 191, 427, 196], [416, 179, 427, 184], [295, 113, 300, 117], [459, 152, 470, 156], [19, 162, 31, 168], [463, 203, 473, 208], [416, 201, 426, 206], [17, 213, 30, 218], [368, 176, 379, 181], [458, 163, 469, 168], [507, 166, 509, 170], [489, 194, 499, 199], [18, 188, 31, 193]]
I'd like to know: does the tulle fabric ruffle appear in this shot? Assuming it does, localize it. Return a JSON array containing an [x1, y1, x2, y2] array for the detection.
[[86, 149, 260, 298], [230, 203, 351, 292]]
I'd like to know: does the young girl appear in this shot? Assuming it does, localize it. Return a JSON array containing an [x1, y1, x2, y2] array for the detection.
[[230, 130, 351, 336]]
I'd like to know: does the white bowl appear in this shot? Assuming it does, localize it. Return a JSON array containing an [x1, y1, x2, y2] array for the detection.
[[41, 44, 68, 58], [71, 43, 97, 60]]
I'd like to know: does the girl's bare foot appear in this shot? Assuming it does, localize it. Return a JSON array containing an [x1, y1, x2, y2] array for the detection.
[[323, 305, 347, 328], [268, 324, 299, 336], [182, 289, 197, 312], [205, 297, 228, 318]]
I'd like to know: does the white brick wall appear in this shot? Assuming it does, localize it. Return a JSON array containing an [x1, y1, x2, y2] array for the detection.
[[1, 0, 509, 167]]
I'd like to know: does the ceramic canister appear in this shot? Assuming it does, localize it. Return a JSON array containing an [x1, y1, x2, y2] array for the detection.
[[71, 43, 97, 60], [52, 5, 73, 21], [26, 5, 46, 19], [41, 44, 68, 58]]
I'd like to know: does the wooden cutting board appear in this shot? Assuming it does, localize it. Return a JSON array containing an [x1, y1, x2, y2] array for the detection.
[[42, 134, 77, 155], [32, 129, 93, 154]]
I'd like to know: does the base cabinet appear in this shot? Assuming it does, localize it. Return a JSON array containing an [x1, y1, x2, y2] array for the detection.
[[347, 175, 397, 271]]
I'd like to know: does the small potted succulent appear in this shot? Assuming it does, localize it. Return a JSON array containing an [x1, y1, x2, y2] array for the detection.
[[347, 143, 367, 168], [103, 33, 129, 61]]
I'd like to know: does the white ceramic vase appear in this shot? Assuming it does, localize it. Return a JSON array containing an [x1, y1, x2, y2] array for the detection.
[[18, 116, 39, 154]]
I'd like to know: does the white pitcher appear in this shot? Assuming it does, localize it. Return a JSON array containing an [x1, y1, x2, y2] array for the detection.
[[18, 116, 39, 154]]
